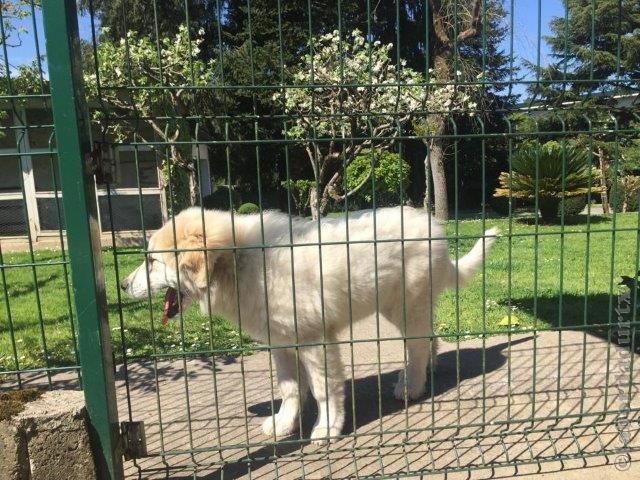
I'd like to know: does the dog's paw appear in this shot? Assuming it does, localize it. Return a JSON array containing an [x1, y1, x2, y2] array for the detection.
[[393, 373, 426, 401], [309, 425, 341, 445], [261, 414, 298, 439]]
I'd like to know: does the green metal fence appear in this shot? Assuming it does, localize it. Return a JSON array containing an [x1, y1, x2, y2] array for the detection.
[[1, 0, 639, 479]]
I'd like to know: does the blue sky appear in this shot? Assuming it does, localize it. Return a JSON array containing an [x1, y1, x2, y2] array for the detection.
[[6, 1, 566, 99], [4, 7, 95, 74], [505, 0, 565, 75], [502, 0, 566, 95]]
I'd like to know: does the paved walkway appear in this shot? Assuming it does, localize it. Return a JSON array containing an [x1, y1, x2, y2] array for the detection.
[[7, 320, 639, 479], [112, 321, 640, 479]]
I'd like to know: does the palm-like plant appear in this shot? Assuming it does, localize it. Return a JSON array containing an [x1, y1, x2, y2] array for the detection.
[[494, 141, 599, 221]]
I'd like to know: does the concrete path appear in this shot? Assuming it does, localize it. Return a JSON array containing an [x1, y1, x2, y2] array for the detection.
[[113, 320, 640, 479], [6, 319, 639, 479]]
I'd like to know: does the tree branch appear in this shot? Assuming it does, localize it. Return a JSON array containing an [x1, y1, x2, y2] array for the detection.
[[429, 0, 452, 46], [304, 144, 319, 180], [325, 164, 373, 203], [344, 143, 366, 164], [147, 117, 170, 141], [457, 0, 483, 43]]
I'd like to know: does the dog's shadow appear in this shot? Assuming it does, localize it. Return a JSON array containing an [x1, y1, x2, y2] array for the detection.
[[187, 336, 532, 480]]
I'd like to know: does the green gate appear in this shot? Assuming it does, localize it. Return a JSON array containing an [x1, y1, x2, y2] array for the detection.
[[45, 0, 122, 476], [1, 1, 639, 479]]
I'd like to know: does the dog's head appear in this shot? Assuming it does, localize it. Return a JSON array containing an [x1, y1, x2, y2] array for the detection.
[[120, 208, 234, 324]]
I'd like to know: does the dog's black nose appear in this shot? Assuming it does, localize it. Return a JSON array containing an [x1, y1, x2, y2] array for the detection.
[[120, 278, 130, 292]]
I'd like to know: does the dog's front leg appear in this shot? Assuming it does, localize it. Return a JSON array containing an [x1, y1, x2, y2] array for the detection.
[[301, 344, 345, 444], [262, 348, 308, 439]]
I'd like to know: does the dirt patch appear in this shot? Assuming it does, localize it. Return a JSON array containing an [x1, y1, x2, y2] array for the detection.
[[0, 389, 42, 421]]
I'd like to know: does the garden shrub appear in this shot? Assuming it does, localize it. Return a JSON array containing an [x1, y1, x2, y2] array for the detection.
[[237, 202, 260, 214], [281, 179, 315, 216], [345, 150, 410, 209], [494, 140, 598, 222], [609, 175, 640, 213], [559, 194, 588, 216]]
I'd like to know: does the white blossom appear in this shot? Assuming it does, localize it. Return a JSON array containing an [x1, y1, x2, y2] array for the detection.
[[278, 28, 479, 205]]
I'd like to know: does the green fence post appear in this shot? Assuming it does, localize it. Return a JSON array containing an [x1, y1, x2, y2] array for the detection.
[[41, 1, 123, 479]]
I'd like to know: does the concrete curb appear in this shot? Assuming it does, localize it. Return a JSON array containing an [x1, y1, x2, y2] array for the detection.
[[0, 390, 97, 480]]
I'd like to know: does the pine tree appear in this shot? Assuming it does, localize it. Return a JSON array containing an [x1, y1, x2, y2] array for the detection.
[[524, 0, 640, 214], [528, 0, 640, 102]]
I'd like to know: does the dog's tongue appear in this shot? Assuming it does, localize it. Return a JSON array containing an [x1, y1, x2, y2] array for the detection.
[[161, 287, 179, 325]]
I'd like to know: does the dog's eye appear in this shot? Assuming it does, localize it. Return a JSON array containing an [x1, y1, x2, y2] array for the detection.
[[147, 257, 155, 272]]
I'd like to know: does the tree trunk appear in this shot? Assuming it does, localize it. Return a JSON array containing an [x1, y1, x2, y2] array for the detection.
[[309, 186, 320, 220], [423, 148, 433, 213], [424, 112, 449, 220], [423, 49, 453, 221], [597, 146, 610, 214], [620, 177, 628, 213], [188, 169, 198, 206], [169, 144, 199, 207], [421, 3, 483, 219], [430, 137, 449, 221], [309, 185, 330, 220]]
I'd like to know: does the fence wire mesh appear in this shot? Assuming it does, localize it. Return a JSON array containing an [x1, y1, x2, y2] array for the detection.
[[0, 2, 79, 387], [1, 1, 640, 479]]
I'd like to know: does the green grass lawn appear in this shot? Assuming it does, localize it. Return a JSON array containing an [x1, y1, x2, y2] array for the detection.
[[0, 248, 248, 372], [1, 212, 638, 372], [440, 213, 638, 339]]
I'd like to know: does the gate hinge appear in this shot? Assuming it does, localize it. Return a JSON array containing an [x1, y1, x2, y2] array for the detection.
[[121, 421, 148, 460], [86, 141, 114, 185]]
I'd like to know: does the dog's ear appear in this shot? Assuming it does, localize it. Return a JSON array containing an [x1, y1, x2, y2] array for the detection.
[[178, 240, 209, 289], [177, 225, 233, 289]]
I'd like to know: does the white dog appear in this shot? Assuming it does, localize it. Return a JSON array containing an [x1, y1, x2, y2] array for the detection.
[[121, 206, 497, 443]]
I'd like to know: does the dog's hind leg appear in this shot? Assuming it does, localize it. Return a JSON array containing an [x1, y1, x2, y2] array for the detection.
[[262, 348, 308, 439], [300, 343, 345, 444], [393, 308, 436, 401]]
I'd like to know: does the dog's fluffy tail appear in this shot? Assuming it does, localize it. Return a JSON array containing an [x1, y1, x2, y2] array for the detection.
[[450, 227, 499, 288]]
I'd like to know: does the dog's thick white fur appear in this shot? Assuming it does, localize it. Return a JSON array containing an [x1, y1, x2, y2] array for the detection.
[[122, 206, 497, 443]]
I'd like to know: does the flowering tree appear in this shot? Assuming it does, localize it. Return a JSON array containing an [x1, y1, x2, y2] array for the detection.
[[280, 29, 477, 218], [84, 25, 216, 206], [279, 29, 425, 218]]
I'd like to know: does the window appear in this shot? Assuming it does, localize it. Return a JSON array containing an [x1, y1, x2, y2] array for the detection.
[[98, 194, 163, 231], [0, 107, 173, 237], [0, 199, 27, 235], [0, 110, 16, 149], [0, 110, 27, 236], [33, 156, 60, 192], [96, 146, 166, 232], [36, 197, 65, 231], [24, 108, 54, 150], [116, 148, 160, 188], [30, 139, 62, 233], [0, 156, 22, 192]]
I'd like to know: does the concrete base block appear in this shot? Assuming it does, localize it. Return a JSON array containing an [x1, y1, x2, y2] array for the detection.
[[0, 420, 29, 480], [0, 390, 97, 480]]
